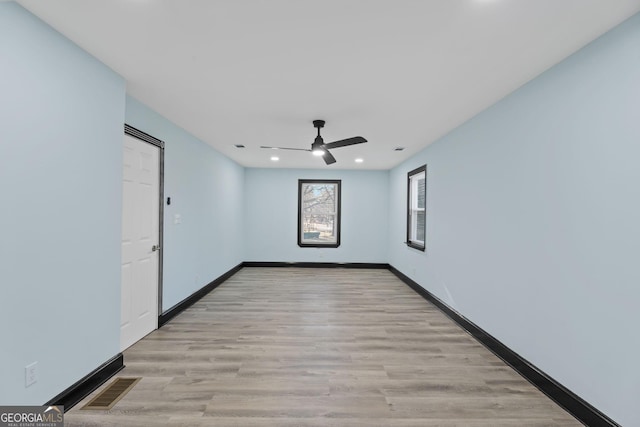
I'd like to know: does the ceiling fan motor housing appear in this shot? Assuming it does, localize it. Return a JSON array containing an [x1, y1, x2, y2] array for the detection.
[[312, 136, 325, 152]]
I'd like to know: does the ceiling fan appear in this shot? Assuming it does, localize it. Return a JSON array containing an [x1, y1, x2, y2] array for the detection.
[[260, 120, 367, 165]]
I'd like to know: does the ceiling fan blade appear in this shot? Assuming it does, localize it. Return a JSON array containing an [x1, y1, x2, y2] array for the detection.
[[260, 146, 311, 151], [322, 136, 367, 150], [322, 149, 337, 165]]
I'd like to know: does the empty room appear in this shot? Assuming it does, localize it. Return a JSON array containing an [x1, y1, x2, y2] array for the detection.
[[2, 1, 639, 426]]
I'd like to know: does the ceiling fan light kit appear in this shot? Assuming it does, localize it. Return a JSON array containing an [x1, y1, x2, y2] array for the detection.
[[260, 119, 367, 165]]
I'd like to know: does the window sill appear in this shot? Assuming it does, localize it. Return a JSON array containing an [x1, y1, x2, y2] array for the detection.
[[298, 242, 340, 248], [406, 242, 425, 252]]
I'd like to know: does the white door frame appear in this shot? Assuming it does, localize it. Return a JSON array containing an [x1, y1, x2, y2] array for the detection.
[[123, 124, 164, 336]]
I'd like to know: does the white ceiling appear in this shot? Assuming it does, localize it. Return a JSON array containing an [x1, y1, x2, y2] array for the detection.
[[18, 0, 640, 170]]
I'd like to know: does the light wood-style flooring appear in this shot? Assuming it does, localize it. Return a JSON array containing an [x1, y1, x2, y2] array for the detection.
[[65, 267, 581, 426]]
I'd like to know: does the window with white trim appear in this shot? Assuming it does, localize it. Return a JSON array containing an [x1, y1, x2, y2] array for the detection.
[[407, 165, 426, 250], [298, 180, 341, 248]]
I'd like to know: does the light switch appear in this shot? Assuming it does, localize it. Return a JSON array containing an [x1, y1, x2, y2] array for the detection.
[[174, 214, 182, 224]]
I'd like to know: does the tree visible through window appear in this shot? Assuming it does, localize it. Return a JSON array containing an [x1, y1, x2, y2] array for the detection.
[[407, 165, 426, 250], [298, 180, 341, 247]]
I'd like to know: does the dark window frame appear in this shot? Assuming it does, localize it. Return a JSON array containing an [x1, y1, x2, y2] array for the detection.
[[406, 165, 426, 251], [298, 179, 341, 248]]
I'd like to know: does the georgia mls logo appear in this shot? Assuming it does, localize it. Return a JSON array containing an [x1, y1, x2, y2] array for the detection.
[[0, 405, 64, 427]]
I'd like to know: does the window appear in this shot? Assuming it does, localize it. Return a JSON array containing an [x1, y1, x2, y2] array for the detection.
[[407, 165, 426, 251], [298, 180, 341, 247]]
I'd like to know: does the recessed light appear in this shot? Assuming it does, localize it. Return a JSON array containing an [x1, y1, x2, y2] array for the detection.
[[355, 158, 364, 163], [394, 147, 405, 151], [270, 156, 279, 161], [234, 144, 245, 148]]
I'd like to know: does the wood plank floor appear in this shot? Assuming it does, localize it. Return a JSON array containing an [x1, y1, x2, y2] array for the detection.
[[65, 267, 582, 426]]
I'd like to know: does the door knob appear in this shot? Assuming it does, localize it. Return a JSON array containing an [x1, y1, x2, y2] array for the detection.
[[152, 245, 161, 252]]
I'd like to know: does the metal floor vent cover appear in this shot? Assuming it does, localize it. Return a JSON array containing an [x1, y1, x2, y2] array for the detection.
[[81, 377, 141, 410]]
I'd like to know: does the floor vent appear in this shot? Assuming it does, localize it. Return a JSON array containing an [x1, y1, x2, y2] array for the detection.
[[81, 377, 141, 410]]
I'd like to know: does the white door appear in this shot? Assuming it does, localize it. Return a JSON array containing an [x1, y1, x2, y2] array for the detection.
[[120, 133, 160, 351]]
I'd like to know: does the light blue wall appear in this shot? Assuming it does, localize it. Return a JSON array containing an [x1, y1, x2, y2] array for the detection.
[[244, 168, 389, 263], [0, 3, 125, 405], [388, 13, 640, 427], [125, 97, 245, 311]]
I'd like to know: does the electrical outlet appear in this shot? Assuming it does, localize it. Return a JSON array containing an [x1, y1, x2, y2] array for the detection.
[[25, 362, 38, 387]]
